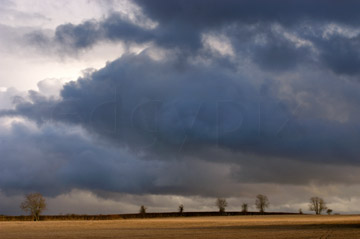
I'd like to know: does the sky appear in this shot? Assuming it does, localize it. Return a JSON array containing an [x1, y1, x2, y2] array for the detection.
[[1, 0, 360, 215]]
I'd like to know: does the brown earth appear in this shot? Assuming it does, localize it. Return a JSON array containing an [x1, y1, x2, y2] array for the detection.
[[0, 215, 359, 239]]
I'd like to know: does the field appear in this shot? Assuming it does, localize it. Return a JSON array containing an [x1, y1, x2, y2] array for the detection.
[[1, 215, 360, 239]]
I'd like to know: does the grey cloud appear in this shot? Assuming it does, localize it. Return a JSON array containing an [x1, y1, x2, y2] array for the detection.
[[133, 0, 360, 74], [4, 53, 360, 165], [24, 0, 360, 75], [26, 14, 154, 53], [4, 0, 360, 214], [317, 35, 360, 75], [0, 121, 162, 196], [2, 119, 360, 200], [0, 120, 277, 199], [0, 87, 25, 109], [231, 156, 360, 185], [135, 0, 360, 27]]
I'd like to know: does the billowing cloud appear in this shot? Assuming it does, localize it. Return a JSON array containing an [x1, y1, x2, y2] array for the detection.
[[23, 0, 360, 75], [4, 53, 360, 165], [1, 0, 360, 215]]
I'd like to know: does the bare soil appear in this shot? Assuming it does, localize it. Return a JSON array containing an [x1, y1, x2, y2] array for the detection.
[[1, 215, 360, 239]]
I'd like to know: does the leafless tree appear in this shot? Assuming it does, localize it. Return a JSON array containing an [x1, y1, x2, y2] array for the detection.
[[178, 204, 184, 213], [255, 194, 269, 213], [20, 193, 46, 221], [299, 208, 303, 214], [139, 205, 147, 215], [241, 203, 248, 213], [309, 197, 327, 215], [216, 198, 228, 213], [326, 209, 333, 215]]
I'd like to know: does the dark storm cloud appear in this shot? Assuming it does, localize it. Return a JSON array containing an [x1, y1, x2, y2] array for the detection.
[[0, 121, 163, 196], [3, 0, 360, 201], [2, 120, 360, 199], [26, 14, 154, 51], [4, 53, 360, 165], [316, 34, 360, 75], [247, 27, 313, 71], [25, 0, 360, 74], [134, 0, 360, 75], [134, 0, 360, 26]]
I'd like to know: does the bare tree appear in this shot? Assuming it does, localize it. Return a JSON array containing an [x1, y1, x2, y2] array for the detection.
[[216, 198, 228, 213], [255, 194, 269, 213], [241, 203, 248, 213], [139, 205, 147, 215], [309, 197, 327, 215], [178, 204, 184, 213], [299, 208, 303, 214], [326, 209, 333, 215], [20, 193, 46, 221]]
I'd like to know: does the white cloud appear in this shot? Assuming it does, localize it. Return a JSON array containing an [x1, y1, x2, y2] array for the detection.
[[202, 33, 235, 57]]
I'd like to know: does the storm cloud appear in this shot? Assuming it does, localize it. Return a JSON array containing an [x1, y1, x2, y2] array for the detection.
[[1, 0, 360, 215], [5, 52, 360, 164], [26, 0, 360, 75]]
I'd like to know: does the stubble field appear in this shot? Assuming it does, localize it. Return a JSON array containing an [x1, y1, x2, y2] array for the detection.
[[1, 215, 360, 239]]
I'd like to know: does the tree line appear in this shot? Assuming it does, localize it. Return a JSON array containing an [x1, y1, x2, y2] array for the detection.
[[20, 193, 333, 221]]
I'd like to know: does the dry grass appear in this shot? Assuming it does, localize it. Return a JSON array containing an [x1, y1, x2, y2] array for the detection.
[[1, 215, 360, 239]]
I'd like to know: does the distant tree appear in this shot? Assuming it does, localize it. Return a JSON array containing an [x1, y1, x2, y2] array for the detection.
[[216, 198, 228, 213], [327, 209, 333, 215], [255, 194, 269, 213], [241, 203, 248, 213], [20, 193, 47, 221], [299, 208, 303, 214], [178, 204, 184, 213], [309, 197, 327, 215], [139, 205, 147, 215]]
